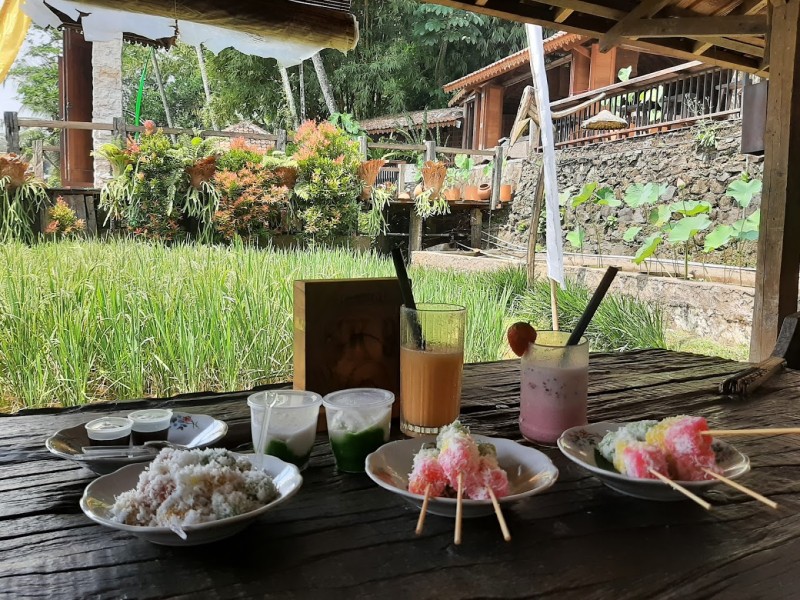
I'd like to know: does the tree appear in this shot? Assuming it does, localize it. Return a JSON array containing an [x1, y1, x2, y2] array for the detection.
[[8, 25, 62, 118]]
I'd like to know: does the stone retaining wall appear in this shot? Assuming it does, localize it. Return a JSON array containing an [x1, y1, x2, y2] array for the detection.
[[498, 119, 763, 265], [411, 251, 754, 346]]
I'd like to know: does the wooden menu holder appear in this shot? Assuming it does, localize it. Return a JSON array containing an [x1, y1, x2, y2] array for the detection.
[[293, 278, 402, 430]]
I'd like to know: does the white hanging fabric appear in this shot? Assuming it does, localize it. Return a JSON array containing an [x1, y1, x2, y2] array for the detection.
[[526, 24, 565, 287], [22, 0, 325, 65]]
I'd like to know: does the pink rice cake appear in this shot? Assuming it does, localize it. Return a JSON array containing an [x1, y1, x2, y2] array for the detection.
[[436, 422, 481, 490], [465, 449, 510, 500], [408, 447, 448, 496], [647, 415, 719, 481], [615, 440, 670, 479]]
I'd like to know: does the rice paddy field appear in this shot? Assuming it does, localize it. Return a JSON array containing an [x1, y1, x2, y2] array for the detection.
[[0, 240, 671, 412]]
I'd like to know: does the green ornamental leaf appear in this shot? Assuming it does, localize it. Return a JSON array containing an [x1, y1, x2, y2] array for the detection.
[[566, 227, 585, 249], [559, 191, 570, 206], [726, 179, 762, 208], [633, 233, 663, 264], [667, 214, 712, 243], [669, 200, 711, 216], [703, 225, 734, 252], [571, 182, 597, 208], [595, 187, 621, 207], [733, 209, 760, 241], [623, 226, 642, 242], [648, 205, 671, 227], [618, 66, 632, 82], [624, 182, 667, 208]]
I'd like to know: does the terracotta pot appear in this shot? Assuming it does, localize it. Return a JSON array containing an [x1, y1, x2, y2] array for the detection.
[[478, 183, 492, 201], [499, 184, 513, 202], [444, 186, 461, 202], [463, 185, 480, 202], [398, 191, 411, 201]]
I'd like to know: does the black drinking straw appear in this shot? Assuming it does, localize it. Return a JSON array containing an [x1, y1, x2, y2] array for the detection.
[[567, 266, 619, 346], [391, 247, 425, 349]]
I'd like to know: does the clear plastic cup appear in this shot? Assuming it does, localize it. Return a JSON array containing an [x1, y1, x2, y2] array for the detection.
[[128, 409, 173, 445], [248, 390, 322, 470], [85, 417, 133, 447], [323, 388, 394, 473]]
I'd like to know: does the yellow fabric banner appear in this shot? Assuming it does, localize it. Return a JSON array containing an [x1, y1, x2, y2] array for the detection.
[[0, 0, 32, 84]]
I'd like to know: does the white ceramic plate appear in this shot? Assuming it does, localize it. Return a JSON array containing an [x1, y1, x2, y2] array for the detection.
[[46, 412, 228, 474], [557, 421, 751, 501], [80, 453, 302, 546], [365, 436, 558, 518]]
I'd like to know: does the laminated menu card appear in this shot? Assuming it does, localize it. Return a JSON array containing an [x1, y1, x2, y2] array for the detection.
[[293, 278, 403, 426]]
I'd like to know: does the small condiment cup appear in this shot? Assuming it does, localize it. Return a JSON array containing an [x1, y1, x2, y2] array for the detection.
[[248, 390, 322, 470], [85, 417, 133, 447], [323, 388, 394, 473], [128, 409, 173, 445]]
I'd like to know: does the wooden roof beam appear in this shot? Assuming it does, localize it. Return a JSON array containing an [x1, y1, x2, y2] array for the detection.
[[622, 15, 767, 38], [694, 0, 766, 54], [599, 0, 677, 51], [554, 8, 574, 22]]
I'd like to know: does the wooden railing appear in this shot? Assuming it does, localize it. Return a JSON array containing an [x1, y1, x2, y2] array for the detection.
[[549, 62, 749, 147], [2, 112, 288, 154]]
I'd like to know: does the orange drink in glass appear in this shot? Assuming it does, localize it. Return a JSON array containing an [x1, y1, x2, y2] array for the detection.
[[399, 303, 465, 436]]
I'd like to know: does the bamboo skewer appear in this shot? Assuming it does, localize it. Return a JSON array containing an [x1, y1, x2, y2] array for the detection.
[[454, 472, 464, 546], [487, 488, 511, 542], [648, 469, 712, 510], [415, 484, 432, 535], [701, 469, 779, 509], [704, 428, 800, 437]]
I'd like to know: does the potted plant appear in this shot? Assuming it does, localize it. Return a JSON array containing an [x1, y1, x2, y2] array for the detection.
[[477, 161, 493, 201], [455, 154, 479, 201], [0, 153, 48, 243], [443, 166, 461, 202]]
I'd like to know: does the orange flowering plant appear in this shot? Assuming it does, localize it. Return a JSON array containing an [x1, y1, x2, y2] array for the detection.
[[292, 120, 362, 242]]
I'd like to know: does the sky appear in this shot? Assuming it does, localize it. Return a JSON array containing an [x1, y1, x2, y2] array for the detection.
[[1, 29, 49, 116]]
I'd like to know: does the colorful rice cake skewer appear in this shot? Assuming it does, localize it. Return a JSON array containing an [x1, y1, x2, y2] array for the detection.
[[408, 445, 447, 497], [646, 415, 720, 481], [436, 421, 482, 490], [598, 420, 658, 464], [465, 443, 510, 501], [613, 440, 670, 480]]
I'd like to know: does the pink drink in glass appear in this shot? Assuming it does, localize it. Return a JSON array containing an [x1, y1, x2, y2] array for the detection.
[[519, 331, 588, 444]]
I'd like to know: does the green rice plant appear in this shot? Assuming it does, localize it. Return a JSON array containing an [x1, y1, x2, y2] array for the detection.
[[513, 278, 667, 352]]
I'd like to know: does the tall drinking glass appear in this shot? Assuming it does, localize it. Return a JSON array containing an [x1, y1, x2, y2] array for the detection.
[[400, 303, 466, 437], [519, 331, 589, 445]]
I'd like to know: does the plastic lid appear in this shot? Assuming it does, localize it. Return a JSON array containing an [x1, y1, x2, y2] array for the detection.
[[248, 390, 323, 410], [323, 388, 395, 410], [85, 417, 133, 440], [128, 409, 173, 432]]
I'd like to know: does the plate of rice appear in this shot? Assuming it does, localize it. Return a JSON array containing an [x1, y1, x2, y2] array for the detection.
[[80, 448, 302, 546]]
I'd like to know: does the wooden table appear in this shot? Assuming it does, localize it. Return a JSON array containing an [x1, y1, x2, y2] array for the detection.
[[3, 349, 800, 599]]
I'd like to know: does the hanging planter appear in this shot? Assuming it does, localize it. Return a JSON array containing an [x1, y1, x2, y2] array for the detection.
[[421, 161, 447, 200], [186, 155, 217, 189], [359, 159, 386, 200]]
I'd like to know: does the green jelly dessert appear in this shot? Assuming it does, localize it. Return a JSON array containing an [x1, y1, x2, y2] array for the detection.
[[330, 426, 388, 473], [265, 439, 312, 468]]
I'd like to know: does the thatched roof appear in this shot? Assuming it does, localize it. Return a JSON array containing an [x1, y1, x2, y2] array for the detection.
[[360, 108, 463, 135]]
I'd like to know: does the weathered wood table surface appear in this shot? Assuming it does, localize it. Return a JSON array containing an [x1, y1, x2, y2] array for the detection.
[[3, 349, 800, 599]]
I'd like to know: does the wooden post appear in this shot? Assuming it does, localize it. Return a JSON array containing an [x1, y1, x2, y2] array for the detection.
[[751, 0, 800, 361], [276, 129, 287, 152], [112, 117, 126, 140], [359, 135, 368, 160], [490, 145, 504, 210], [424, 140, 436, 162], [4, 111, 20, 154], [470, 208, 482, 249], [397, 163, 406, 199], [526, 164, 545, 287], [32, 140, 44, 179], [409, 141, 436, 253]]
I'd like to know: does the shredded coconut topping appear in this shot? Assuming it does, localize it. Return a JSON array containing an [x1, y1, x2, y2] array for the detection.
[[110, 448, 279, 527]]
